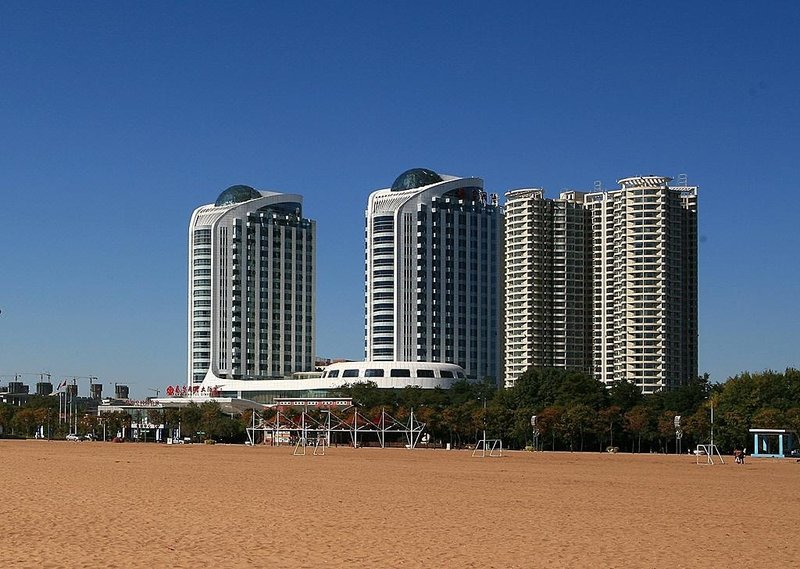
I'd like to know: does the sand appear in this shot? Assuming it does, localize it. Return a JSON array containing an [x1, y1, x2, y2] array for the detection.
[[0, 440, 797, 568]]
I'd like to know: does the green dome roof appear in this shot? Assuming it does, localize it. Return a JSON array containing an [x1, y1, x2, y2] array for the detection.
[[215, 185, 261, 207], [390, 168, 443, 192]]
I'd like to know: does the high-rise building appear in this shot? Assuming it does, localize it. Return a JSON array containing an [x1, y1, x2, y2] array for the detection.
[[586, 176, 697, 393], [364, 168, 503, 381], [504, 189, 593, 386], [503, 175, 698, 393], [188, 185, 316, 389]]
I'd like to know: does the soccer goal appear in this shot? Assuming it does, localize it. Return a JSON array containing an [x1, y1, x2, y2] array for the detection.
[[695, 402, 725, 465], [695, 443, 725, 465], [293, 433, 328, 456], [312, 434, 328, 456], [472, 438, 503, 458]]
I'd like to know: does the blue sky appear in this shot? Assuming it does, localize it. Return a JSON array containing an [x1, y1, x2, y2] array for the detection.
[[1, 2, 798, 398]]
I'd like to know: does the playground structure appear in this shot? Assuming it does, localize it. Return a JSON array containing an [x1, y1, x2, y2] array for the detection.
[[246, 405, 427, 452]]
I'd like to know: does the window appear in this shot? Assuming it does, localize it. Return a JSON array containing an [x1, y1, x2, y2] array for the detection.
[[364, 369, 384, 377], [390, 368, 411, 377], [327, 370, 339, 378], [417, 369, 435, 378], [343, 369, 359, 378], [439, 370, 455, 378]]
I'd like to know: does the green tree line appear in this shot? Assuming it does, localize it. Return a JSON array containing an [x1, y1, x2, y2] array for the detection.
[[2, 368, 798, 452], [0, 399, 247, 443], [334, 367, 800, 453]]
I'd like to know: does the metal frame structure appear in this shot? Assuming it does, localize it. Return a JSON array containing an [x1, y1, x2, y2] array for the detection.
[[472, 437, 503, 458], [246, 406, 427, 451], [696, 403, 724, 465]]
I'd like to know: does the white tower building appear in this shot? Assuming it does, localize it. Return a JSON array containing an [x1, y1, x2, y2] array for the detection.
[[504, 189, 593, 387], [365, 168, 503, 382], [188, 185, 316, 389], [585, 176, 698, 392]]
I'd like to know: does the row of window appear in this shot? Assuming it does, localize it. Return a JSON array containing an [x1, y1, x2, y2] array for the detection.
[[326, 368, 463, 379]]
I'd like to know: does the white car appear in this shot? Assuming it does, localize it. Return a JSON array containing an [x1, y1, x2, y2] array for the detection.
[[65, 433, 81, 441]]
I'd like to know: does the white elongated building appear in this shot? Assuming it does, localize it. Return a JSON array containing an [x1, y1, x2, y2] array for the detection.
[[188, 185, 316, 391], [320, 361, 467, 390], [364, 168, 503, 382]]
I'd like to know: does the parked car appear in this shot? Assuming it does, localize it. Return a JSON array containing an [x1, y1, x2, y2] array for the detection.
[[790, 449, 800, 457], [65, 433, 81, 441]]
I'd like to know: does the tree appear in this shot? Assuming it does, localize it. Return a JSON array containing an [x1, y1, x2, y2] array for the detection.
[[180, 403, 202, 439], [0, 403, 15, 435], [333, 381, 388, 409], [662, 374, 711, 415], [12, 408, 38, 437], [656, 410, 678, 453], [785, 407, 800, 438], [684, 405, 711, 450], [624, 405, 650, 453], [536, 406, 564, 450], [597, 405, 622, 451], [511, 367, 605, 411], [565, 403, 595, 451], [608, 380, 643, 413], [751, 408, 785, 429]]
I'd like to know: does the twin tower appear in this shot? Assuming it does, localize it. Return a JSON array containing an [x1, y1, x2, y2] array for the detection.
[[188, 169, 697, 396]]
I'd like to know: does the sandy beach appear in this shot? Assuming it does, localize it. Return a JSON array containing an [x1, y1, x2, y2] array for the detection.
[[1, 440, 797, 568]]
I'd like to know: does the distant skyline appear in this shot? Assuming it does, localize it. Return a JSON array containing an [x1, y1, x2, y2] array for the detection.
[[2, 2, 799, 398]]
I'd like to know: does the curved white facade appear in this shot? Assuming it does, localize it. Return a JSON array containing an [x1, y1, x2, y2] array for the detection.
[[321, 361, 466, 389], [364, 169, 503, 381], [188, 186, 316, 388], [194, 361, 465, 403]]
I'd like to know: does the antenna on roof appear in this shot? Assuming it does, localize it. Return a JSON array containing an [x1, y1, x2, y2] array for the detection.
[[677, 173, 688, 186], [593, 180, 602, 191]]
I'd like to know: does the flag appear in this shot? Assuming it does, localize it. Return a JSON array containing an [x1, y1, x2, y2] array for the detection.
[[50, 380, 67, 396]]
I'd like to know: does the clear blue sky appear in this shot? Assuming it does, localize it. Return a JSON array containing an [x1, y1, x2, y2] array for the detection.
[[1, 1, 798, 398]]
